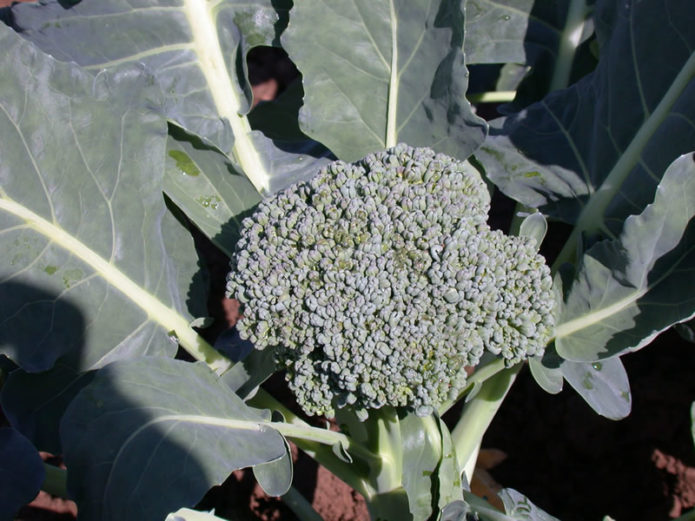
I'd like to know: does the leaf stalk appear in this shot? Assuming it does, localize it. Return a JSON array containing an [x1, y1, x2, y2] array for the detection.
[[438, 357, 507, 415], [183, 0, 269, 193], [450, 365, 521, 481], [248, 389, 378, 498], [549, 0, 589, 92], [467, 91, 517, 104], [281, 486, 325, 521]]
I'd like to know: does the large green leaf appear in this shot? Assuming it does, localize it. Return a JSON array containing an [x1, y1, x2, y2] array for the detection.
[[10, 0, 324, 194], [555, 153, 695, 360], [0, 25, 222, 372], [477, 0, 695, 234], [1, 364, 95, 453], [282, 0, 487, 162], [164, 123, 261, 257], [10, 0, 274, 147], [465, 0, 597, 104], [164, 123, 333, 256], [220, 346, 277, 400], [0, 428, 44, 521], [465, 0, 587, 67], [60, 357, 289, 521]]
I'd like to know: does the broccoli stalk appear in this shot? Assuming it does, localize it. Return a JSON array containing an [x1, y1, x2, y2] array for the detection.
[[228, 144, 556, 520]]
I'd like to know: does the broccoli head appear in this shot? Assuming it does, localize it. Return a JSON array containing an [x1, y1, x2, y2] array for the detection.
[[227, 144, 554, 418]]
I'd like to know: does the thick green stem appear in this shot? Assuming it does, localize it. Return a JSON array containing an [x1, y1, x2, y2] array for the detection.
[[282, 486, 324, 521], [549, 0, 589, 92], [438, 358, 507, 415], [183, 0, 270, 194], [366, 488, 412, 521], [467, 90, 517, 104], [248, 389, 377, 498], [450, 366, 521, 482], [333, 407, 412, 520], [332, 406, 416, 521], [367, 407, 403, 494]]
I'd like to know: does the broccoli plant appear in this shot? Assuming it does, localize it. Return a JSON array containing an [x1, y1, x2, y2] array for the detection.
[[0, 0, 693, 520]]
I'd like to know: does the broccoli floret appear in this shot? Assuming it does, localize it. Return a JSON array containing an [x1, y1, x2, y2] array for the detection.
[[227, 144, 554, 418]]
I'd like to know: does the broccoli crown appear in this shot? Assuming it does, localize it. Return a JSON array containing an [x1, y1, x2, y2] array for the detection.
[[227, 144, 554, 418]]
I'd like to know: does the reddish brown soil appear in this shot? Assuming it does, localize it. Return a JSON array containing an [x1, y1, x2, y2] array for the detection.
[[653, 449, 695, 517]]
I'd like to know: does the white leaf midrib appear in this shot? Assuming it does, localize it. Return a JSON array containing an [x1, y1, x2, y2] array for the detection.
[[183, 0, 269, 193], [0, 194, 229, 372], [385, 0, 398, 148]]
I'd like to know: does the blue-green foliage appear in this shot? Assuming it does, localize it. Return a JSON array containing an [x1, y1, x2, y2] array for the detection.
[[227, 144, 555, 418]]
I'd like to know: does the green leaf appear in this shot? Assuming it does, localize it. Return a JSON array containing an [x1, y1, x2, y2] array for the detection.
[[0, 25, 222, 372], [440, 500, 472, 521], [560, 358, 631, 420], [498, 488, 560, 521], [477, 0, 695, 235], [244, 132, 334, 194], [447, 490, 560, 521], [675, 319, 695, 344], [252, 436, 293, 496], [400, 415, 462, 521], [555, 153, 695, 361], [528, 356, 563, 395], [466, 0, 597, 106], [61, 357, 289, 521], [164, 123, 261, 257], [282, 0, 487, 162], [11, 0, 275, 145], [518, 212, 548, 251], [11, 0, 320, 194], [221, 346, 278, 400], [166, 509, 229, 521], [1, 364, 95, 453], [465, 1, 564, 65], [0, 428, 45, 521]]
